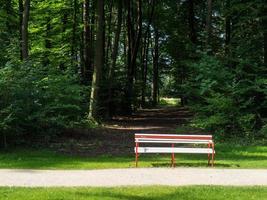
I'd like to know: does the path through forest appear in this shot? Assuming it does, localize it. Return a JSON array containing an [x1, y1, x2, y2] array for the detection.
[[53, 106, 199, 156], [3, 107, 267, 187]]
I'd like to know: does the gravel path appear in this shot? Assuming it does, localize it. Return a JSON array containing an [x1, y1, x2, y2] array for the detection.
[[1, 168, 267, 187]]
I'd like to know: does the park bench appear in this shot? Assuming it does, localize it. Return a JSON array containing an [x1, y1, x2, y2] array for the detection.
[[134, 133, 215, 167]]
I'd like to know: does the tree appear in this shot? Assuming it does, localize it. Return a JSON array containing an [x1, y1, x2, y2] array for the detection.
[[89, 0, 105, 118], [83, 0, 93, 83], [152, 25, 159, 106], [206, 0, 212, 50], [188, 0, 197, 44], [107, 0, 123, 116], [125, 0, 143, 114], [21, 0, 30, 60]]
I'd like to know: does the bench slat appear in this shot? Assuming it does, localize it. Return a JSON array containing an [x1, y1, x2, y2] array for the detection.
[[135, 147, 215, 154], [135, 134, 212, 140], [136, 139, 212, 144], [135, 134, 212, 137]]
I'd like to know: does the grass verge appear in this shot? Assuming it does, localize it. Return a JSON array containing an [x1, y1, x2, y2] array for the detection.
[[0, 143, 267, 169], [0, 186, 267, 200]]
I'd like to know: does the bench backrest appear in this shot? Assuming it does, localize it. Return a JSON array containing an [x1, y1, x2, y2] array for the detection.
[[135, 134, 213, 144]]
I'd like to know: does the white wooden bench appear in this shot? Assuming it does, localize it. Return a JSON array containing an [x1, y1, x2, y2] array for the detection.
[[134, 133, 215, 167]]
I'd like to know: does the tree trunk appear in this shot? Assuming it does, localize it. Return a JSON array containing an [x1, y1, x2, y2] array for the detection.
[[89, 0, 105, 118], [264, 31, 267, 66], [19, 0, 23, 60], [152, 27, 159, 106], [141, 0, 155, 107], [107, 0, 123, 117], [21, 0, 30, 60], [263, 1, 267, 66], [105, 0, 114, 66], [206, 0, 212, 50], [83, 0, 92, 84], [71, 0, 78, 68], [125, 0, 142, 114], [5, 0, 12, 40], [225, 0, 231, 53], [188, 0, 197, 44]]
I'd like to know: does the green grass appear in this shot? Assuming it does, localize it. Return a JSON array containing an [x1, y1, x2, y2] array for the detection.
[[0, 186, 266, 200], [0, 143, 267, 169], [159, 97, 180, 106]]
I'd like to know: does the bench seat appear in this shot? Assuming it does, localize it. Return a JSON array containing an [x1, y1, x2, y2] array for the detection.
[[135, 147, 214, 154], [134, 133, 215, 167]]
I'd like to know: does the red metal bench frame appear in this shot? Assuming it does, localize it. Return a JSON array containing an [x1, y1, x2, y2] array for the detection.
[[134, 133, 215, 167]]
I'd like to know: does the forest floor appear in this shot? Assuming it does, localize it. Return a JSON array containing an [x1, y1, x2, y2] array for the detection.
[[1, 104, 267, 187], [1, 104, 267, 169], [50, 106, 200, 156]]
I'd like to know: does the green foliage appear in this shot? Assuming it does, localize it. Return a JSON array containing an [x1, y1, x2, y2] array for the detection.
[[188, 56, 267, 139], [0, 61, 87, 145]]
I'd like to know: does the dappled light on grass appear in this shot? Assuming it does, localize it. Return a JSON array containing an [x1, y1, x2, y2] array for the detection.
[[1, 143, 267, 169], [0, 186, 267, 200]]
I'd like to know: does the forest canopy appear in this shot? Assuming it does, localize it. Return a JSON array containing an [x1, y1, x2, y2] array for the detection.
[[0, 0, 266, 147]]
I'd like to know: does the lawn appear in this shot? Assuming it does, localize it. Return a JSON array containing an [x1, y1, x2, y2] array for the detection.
[[0, 143, 267, 169], [159, 97, 181, 106], [0, 186, 266, 200]]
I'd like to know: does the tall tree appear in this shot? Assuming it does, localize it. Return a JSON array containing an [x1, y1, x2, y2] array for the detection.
[[125, 0, 142, 114], [71, 0, 78, 67], [141, 0, 155, 106], [107, 0, 123, 116], [89, 0, 105, 118], [206, 0, 212, 50], [21, 0, 30, 60], [188, 0, 197, 44], [19, 0, 23, 60], [225, 0, 231, 53], [152, 25, 159, 106], [83, 0, 92, 83], [263, 1, 267, 66]]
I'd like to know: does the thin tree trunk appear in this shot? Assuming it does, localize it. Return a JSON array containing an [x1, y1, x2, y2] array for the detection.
[[206, 0, 212, 50], [106, 0, 114, 66], [21, 0, 30, 60], [263, 1, 267, 66], [188, 0, 197, 44], [89, 0, 105, 118], [83, 0, 92, 84], [141, 0, 155, 107], [225, 0, 231, 53], [19, 0, 23, 60], [264, 31, 267, 66], [5, 0, 12, 41], [125, 0, 142, 114], [108, 0, 123, 116], [71, 0, 78, 67], [152, 27, 159, 106]]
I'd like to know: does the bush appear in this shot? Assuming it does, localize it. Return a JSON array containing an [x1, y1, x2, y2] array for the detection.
[[188, 55, 267, 140], [0, 61, 87, 147]]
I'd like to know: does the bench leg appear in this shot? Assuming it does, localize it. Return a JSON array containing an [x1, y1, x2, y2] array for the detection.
[[211, 142, 215, 167], [171, 144, 175, 167], [135, 142, 139, 167], [208, 143, 211, 166]]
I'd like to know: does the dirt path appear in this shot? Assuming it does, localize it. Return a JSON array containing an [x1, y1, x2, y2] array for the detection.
[[105, 106, 193, 134], [1, 168, 267, 187], [3, 107, 267, 187], [52, 106, 197, 156]]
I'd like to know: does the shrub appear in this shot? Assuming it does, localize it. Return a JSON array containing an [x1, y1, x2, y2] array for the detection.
[[0, 61, 87, 147]]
